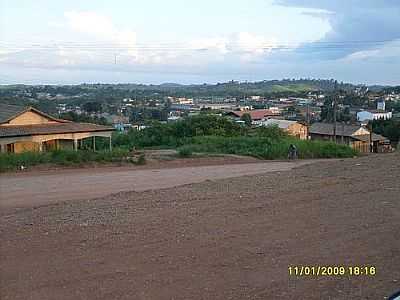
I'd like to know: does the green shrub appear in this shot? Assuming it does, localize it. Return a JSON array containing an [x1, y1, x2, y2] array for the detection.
[[177, 146, 193, 158], [112, 115, 246, 149], [0, 149, 131, 172], [175, 136, 357, 160], [136, 153, 146, 165]]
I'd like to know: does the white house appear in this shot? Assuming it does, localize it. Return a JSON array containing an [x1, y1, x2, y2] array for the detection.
[[357, 110, 392, 122], [377, 100, 386, 111]]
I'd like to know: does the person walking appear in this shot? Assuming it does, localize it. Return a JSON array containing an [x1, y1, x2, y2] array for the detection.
[[288, 144, 298, 160]]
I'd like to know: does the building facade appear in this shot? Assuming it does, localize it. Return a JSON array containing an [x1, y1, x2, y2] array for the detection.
[[259, 119, 308, 140], [357, 110, 393, 122], [0, 104, 114, 153], [309, 122, 390, 153]]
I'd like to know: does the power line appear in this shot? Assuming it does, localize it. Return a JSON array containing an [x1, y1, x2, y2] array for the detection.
[[0, 39, 395, 51]]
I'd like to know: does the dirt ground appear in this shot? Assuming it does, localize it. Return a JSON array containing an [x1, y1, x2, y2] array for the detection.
[[1, 153, 399, 299], [0, 158, 317, 211]]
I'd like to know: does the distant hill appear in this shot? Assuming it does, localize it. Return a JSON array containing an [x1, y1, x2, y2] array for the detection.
[[159, 83, 184, 88], [0, 79, 395, 94], [1, 80, 398, 108]]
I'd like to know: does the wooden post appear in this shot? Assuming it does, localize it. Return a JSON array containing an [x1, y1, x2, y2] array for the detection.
[[109, 136, 112, 151], [341, 122, 345, 144], [93, 136, 96, 152], [333, 99, 337, 143], [39, 142, 43, 152], [73, 139, 78, 151], [332, 81, 338, 143], [369, 126, 373, 153]]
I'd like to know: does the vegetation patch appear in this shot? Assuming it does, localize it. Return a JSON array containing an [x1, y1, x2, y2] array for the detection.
[[176, 136, 357, 160], [177, 146, 194, 158], [113, 115, 358, 160], [0, 115, 357, 172], [0, 149, 132, 172]]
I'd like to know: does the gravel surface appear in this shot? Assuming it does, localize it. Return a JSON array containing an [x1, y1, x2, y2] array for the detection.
[[0, 153, 399, 299], [0, 159, 316, 211]]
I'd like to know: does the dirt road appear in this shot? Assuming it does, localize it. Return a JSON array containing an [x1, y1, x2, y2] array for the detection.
[[0, 160, 314, 210], [1, 153, 399, 299]]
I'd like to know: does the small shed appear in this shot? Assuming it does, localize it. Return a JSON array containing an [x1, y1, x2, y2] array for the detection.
[[309, 122, 389, 153], [259, 119, 308, 140]]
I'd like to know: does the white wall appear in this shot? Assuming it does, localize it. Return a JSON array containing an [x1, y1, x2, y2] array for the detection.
[[357, 111, 392, 122]]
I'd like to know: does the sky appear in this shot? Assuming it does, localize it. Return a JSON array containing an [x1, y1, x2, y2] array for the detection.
[[0, 0, 399, 85]]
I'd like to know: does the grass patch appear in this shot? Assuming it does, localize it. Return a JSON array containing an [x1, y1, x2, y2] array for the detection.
[[177, 136, 357, 160], [0, 149, 132, 172], [136, 153, 146, 165], [177, 146, 193, 158]]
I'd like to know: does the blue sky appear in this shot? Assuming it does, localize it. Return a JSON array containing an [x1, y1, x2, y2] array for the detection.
[[1, 0, 399, 85]]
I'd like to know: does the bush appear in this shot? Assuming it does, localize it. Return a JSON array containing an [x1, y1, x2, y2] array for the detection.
[[0, 149, 130, 172], [136, 153, 146, 165], [177, 146, 193, 158], [175, 136, 357, 160], [254, 125, 288, 139], [112, 115, 245, 149]]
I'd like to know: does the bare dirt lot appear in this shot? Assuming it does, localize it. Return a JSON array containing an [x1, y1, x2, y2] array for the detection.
[[1, 153, 399, 299], [0, 157, 315, 210]]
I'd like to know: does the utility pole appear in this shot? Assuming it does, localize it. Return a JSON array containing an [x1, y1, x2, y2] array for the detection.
[[341, 121, 345, 144], [332, 81, 338, 143], [369, 122, 373, 153], [332, 96, 337, 143]]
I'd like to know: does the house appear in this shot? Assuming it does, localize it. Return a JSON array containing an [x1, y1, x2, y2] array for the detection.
[[227, 109, 280, 125], [259, 119, 308, 140], [0, 104, 114, 153], [377, 99, 386, 111], [357, 110, 392, 122], [357, 99, 392, 122], [309, 122, 390, 153]]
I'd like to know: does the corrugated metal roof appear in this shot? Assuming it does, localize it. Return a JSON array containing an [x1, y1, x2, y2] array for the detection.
[[353, 133, 389, 142], [0, 123, 115, 138], [261, 119, 299, 129], [310, 122, 366, 137], [229, 109, 279, 120]]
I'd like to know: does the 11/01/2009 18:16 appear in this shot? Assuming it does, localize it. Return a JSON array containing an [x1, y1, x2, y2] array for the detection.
[[288, 266, 376, 277]]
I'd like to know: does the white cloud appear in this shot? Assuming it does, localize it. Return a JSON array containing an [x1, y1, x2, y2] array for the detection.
[[235, 32, 276, 54], [187, 32, 279, 63], [0, 10, 320, 74], [342, 39, 400, 62], [189, 37, 229, 54], [65, 11, 125, 41]]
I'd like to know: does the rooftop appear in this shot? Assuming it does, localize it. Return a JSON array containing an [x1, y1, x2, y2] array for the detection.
[[0, 104, 27, 124], [0, 122, 114, 138], [228, 109, 279, 120], [261, 119, 299, 129], [0, 104, 68, 125], [358, 109, 390, 114], [309, 122, 366, 137], [353, 133, 388, 142]]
